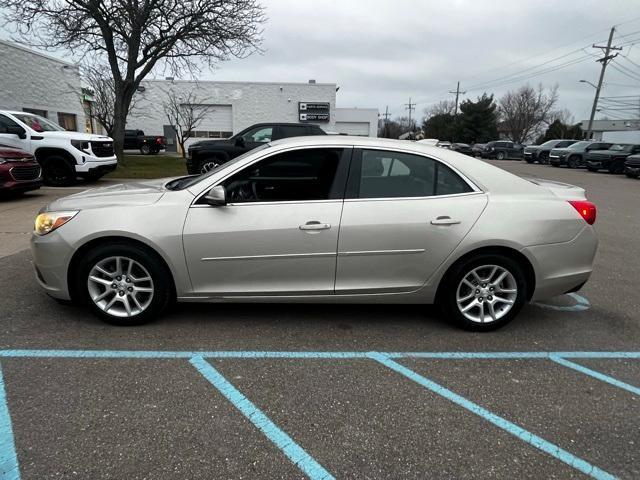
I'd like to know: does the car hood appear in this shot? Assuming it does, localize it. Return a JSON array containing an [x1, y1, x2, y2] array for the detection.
[[550, 148, 570, 155], [36, 131, 113, 142], [625, 154, 640, 166], [44, 179, 168, 211], [587, 149, 618, 157], [524, 146, 542, 152]]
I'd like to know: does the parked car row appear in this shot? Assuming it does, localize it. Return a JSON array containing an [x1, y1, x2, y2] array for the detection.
[[522, 138, 640, 178]]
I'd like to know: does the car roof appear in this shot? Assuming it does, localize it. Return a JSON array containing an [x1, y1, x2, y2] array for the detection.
[[266, 136, 543, 195]]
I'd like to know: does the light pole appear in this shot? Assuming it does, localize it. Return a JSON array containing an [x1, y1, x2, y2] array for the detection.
[[579, 79, 597, 89]]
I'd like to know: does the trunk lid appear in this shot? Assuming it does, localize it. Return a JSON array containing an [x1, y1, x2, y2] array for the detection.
[[521, 177, 586, 200]]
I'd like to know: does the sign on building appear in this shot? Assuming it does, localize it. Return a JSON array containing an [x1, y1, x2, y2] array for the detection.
[[299, 102, 330, 122]]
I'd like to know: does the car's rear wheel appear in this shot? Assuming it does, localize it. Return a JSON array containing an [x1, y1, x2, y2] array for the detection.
[[567, 155, 579, 169], [440, 254, 527, 331], [496, 151, 505, 160], [42, 156, 76, 186], [538, 152, 549, 164], [76, 243, 172, 325]]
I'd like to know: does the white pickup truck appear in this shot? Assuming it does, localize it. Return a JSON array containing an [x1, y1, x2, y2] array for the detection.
[[0, 110, 117, 186]]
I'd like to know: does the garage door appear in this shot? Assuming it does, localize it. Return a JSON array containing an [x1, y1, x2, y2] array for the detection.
[[335, 121, 370, 136], [183, 105, 233, 150]]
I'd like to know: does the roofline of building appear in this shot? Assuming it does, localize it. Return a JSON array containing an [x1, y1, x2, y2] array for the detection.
[[0, 38, 79, 69], [141, 79, 337, 87]]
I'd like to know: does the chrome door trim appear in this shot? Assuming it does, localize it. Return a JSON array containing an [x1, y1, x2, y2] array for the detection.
[[201, 252, 336, 262], [190, 199, 343, 208], [338, 248, 426, 257], [343, 191, 484, 203]]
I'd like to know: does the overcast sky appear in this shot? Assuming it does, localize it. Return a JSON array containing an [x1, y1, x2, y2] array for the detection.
[[2, 0, 640, 123]]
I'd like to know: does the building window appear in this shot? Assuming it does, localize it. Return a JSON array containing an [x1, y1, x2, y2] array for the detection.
[[57, 113, 77, 131], [23, 108, 47, 118], [189, 130, 232, 139]]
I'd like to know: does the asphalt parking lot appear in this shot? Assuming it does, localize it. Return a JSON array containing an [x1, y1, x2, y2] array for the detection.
[[0, 161, 638, 479]]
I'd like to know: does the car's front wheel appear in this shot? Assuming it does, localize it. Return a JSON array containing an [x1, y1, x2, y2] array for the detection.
[[440, 254, 527, 331], [567, 155, 579, 169], [538, 152, 549, 164], [76, 243, 173, 325], [140, 144, 151, 155], [496, 151, 505, 160]]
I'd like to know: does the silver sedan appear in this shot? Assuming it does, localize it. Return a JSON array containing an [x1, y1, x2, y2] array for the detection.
[[31, 136, 598, 330]]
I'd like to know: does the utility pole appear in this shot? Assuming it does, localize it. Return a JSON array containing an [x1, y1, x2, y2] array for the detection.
[[586, 27, 622, 139], [449, 81, 466, 142], [449, 81, 466, 117], [382, 105, 391, 137], [404, 97, 416, 133]]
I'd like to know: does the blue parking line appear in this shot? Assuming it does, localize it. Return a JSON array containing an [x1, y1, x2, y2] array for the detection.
[[0, 349, 638, 359], [550, 355, 640, 396], [189, 356, 334, 480], [0, 363, 19, 480], [368, 352, 616, 480]]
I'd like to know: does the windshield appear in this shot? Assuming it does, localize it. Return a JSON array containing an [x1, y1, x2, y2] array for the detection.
[[609, 144, 632, 152], [167, 143, 272, 191], [12, 113, 64, 132], [568, 141, 590, 150]]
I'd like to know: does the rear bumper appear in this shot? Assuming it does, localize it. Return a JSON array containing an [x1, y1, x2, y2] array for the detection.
[[523, 225, 598, 301]]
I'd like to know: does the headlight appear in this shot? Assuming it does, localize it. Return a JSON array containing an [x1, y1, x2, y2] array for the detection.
[[34, 211, 79, 236], [71, 140, 90, 153]]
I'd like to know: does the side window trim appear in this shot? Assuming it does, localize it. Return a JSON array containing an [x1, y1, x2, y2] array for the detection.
[[195, 146, 353, 205], [346, 148, 478, 200]]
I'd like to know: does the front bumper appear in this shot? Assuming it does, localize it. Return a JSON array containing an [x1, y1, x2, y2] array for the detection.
[[523, 225, 598, 301], [30, 230, 74, 300], [586, 160, 604, 170], [625, 165, 640, 175], [75, 155, 118, 174], [548, 156, 566, 166]]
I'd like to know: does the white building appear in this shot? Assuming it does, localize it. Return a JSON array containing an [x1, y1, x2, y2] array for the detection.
[[128, 79, 377, 152], [0, 39, 88, 132], [581, 118, 640, 143]]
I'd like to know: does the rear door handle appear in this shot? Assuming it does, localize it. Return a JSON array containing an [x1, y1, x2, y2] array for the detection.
[[299, 221, 331, 231], [430, 216, 461, 226]]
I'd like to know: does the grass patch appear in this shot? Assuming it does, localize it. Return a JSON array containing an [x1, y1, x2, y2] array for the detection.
[[106, 154, 187, 179]]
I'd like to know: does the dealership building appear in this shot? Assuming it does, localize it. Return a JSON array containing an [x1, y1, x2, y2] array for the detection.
[[0, 39, 378, 148], [128, 79, 378, 152]]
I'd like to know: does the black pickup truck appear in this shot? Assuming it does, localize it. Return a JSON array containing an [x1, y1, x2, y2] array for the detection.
[[586, 144, 640, 174], [186, 123, 326, 174], [124, 129, 167, 155]]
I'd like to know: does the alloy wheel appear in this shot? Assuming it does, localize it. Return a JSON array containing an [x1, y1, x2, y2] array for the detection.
[[456, 265, 518, 323], [87, 256, 154, 318]]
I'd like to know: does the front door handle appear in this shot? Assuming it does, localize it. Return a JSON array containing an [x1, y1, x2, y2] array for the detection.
[[431, 216, 461, 226], [299, 221, 331, 231]]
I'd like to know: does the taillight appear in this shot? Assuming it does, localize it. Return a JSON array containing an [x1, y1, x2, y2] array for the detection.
[[568, 200, 596, 225]]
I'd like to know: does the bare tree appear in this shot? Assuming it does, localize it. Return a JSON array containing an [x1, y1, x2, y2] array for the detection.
[[2, 1, 265, 160], [424, 100, 456, 120], [498, 84, 559, 143], [82, 64, 144, 137], [163, 88, 214, 158]]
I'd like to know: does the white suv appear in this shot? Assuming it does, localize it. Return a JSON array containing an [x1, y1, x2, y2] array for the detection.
[[0, 110, 117, 186]]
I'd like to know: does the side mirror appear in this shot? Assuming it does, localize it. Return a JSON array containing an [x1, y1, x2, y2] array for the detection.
[[204, 185, 227, 206], [5, 125, 26, 139], [235, 136, 246, 148]]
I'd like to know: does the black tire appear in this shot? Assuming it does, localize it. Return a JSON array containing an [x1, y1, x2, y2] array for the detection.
[[42, 155, 76, 186], [525, 158, 534, 164], [496, 151, 505, 160], [439, 254, 527, 331], [626, 172, 639, 179], [567, 155, 579, 169], [75, 242, 173, 326], [140, 144, 151, 155], [538, 152, 549, 164], [609, 162, 624, 174]]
